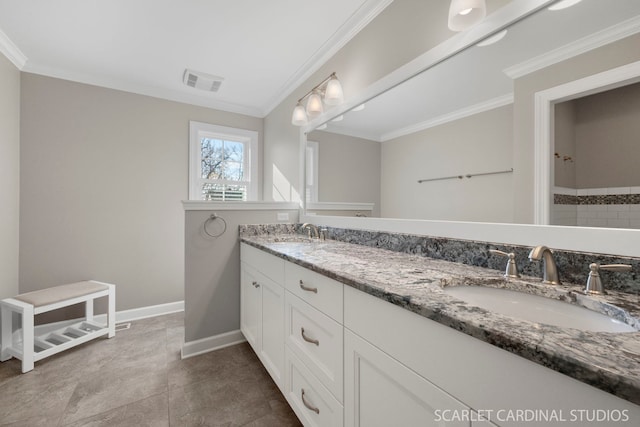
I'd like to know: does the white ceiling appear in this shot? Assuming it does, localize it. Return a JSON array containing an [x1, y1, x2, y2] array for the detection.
[[0, 0, 390, 117]]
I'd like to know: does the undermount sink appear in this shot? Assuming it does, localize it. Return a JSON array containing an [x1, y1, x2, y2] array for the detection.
[[444, 286, 637, 333]]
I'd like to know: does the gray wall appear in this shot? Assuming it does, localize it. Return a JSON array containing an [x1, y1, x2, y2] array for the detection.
[[554, 101, 577, 189], [309, 130, 381, 217], [0, 53, 20, 300], [381, 104, 514, 222], [184, 209, 298, 342], [20, 73, 263, 321], [575, 82, 640, 188]]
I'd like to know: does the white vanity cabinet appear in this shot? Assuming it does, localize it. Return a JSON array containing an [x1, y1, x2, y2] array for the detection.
[[241, 243, 639, 427], [240, 244, 286, 390]]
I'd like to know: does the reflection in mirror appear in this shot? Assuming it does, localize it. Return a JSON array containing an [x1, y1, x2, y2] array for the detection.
[[307, 0, 640, 225], [552, 82, 640, 229]]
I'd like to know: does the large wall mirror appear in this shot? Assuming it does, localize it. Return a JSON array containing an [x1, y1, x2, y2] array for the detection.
[[304, 0, 640, 228]]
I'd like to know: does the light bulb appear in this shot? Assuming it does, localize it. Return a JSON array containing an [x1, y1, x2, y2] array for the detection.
[[306, 91, 324, 118], [291, 103, 308, 126], [324, 76, 344, 106]]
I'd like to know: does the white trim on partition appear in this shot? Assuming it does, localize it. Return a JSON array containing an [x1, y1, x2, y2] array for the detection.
[[380, 94, 514, 142], [504, 15, 640, 79], [534, 60, 640, 226], [181, 329, 246, 359], [0, 27, 27, 69], [182, 200, 300, 211], [307, 202, 375, 211]]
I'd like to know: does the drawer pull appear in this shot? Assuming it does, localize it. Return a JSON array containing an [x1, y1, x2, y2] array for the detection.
[[301, 389, 320, 414], [299, 280, 318, 293], [252, 281, 260, 288], [301, 327, 319, 346]]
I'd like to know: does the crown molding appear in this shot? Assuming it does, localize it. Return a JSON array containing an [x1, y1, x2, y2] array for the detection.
[[380, 94, 514, 142], [0, 27, 27, 69], [260, 0, 393, 117], [504, 15, 640, 80]]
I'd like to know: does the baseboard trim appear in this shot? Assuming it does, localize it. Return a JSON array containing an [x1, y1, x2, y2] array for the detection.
[[181, 329, 246, 359], [30, 300, 184, 336], [114, 300, 184, 323]]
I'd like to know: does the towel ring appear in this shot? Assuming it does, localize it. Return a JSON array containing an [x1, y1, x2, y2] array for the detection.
[[204, 213, 227, 238]]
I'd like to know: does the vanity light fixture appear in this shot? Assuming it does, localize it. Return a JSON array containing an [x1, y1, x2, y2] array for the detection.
[[448, 0, 486, 31], [291, 72, 344, 126], [548, 0, 582, 11]]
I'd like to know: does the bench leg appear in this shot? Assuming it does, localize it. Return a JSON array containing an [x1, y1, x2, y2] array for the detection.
[[107, 284, 115, 338], [1, 303, 12, 362], [21, 305, 34, 373], [85, 298, 94, 323]]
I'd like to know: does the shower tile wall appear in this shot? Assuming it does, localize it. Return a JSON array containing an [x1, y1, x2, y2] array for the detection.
[[553, 186, 640, 229]]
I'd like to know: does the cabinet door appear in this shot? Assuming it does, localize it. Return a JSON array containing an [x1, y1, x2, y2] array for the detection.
[[345, 329, 470, 427], [240, 263, 261, 352], [259, 273, 285, 390]]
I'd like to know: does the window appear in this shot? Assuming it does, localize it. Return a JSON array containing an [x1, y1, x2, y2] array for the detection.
[[189, 121, 258, 201], [305, 140, 319, 203]]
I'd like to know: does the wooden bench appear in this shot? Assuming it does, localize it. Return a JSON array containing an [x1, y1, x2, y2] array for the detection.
[[0, 280, 115, 373]]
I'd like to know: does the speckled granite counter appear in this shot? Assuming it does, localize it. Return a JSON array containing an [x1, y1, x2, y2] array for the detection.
[[240, 230, 640, 406]]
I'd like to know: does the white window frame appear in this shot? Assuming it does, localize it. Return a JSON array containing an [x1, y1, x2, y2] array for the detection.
[[306, 140, 319, 203], [189, 121, 259, 201]]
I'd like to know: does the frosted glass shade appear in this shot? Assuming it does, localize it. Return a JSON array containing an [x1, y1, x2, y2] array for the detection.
[[291, 103, 308, 126], [306, 91, 324, 117], [324, 76, 344, 105], [448, 0, 486, 31]]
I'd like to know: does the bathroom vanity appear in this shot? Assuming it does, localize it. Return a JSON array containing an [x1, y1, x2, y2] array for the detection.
[[239, 225, 640, 427]]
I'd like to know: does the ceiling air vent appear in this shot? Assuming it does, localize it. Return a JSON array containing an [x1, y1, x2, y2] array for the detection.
[[183, 69, 224, 92]]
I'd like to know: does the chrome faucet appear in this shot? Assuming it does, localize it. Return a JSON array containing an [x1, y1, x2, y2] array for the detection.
[[528, 245, 561, 285], [301, 223, 319, 239]]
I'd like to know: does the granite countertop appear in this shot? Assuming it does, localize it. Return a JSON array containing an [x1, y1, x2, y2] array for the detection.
[[240, 233, 640, 406]]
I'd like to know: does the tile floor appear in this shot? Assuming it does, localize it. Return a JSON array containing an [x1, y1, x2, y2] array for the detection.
[[0, 313, 302, 426]]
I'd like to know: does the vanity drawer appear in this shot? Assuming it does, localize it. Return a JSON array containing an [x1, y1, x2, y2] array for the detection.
[[285, 347, 344, 427], [285, 292, 343, 402], [241, 243, 284, 284], [285, 262, 343, 323]]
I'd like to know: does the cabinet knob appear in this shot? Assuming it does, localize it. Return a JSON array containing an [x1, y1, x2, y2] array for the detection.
[[252, 281, 260, 288]]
